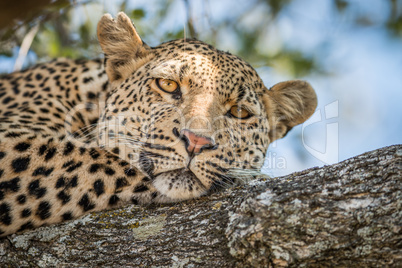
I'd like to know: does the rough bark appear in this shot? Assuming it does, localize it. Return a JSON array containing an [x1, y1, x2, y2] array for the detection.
[[0, 145, 401, 267]]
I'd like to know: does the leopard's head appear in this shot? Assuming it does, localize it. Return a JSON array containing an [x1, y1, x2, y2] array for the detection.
[[96, 12, 317, 202]]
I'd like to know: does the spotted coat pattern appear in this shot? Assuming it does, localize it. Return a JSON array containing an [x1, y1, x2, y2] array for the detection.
[[0, 12, 317, 237]]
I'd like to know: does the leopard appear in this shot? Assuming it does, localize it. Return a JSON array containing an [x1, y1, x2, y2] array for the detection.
[[0, 12, 317, 237]]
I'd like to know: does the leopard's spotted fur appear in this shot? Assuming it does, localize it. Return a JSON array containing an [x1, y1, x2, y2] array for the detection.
[[0, 12, 317, 236]]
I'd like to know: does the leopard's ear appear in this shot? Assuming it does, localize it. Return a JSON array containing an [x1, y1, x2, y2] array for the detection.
[[97, 12, 152, 82], [262, 80, 317, 142]]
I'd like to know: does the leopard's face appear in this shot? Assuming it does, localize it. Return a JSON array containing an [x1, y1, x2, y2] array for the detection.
[[99, 39, 270, 201], [97, 13, 317, 202]]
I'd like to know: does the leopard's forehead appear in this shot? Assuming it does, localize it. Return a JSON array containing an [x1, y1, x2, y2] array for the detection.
[[151, 39, 263, 86]]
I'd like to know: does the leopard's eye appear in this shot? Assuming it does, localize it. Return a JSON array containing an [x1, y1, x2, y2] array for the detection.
[[156, 78, 179, 93], [229, 105, 252, 119]]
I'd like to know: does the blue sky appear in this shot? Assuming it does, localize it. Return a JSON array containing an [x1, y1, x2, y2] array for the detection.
[[264, 0, 402, 175]]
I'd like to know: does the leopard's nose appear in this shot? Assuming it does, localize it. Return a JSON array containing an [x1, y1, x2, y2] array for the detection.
[[176, 128, 217, 155]]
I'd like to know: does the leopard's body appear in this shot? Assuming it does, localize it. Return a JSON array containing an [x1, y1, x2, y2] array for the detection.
[[0, 12, 317, 237]]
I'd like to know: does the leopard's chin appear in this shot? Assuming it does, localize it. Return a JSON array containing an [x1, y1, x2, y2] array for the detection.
[[152, 168, 207, 203]]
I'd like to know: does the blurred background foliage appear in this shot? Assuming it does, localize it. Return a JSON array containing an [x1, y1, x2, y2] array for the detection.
[[1, 0, 401, 76], [0, 0, 401, 176]]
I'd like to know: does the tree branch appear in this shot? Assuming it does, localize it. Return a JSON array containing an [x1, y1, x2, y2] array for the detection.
[[13, 24, 39, 71], [0, 145, 401, 267]]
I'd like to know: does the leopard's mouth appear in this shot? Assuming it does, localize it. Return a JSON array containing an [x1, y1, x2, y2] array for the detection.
[[151, 168, 208, 202]]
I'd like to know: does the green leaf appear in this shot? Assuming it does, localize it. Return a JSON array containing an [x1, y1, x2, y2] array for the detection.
[[387, 15, 402, 37], [166, 29, 185, 40], [335, 0, 348, 13], [132, 9, 146, 19]]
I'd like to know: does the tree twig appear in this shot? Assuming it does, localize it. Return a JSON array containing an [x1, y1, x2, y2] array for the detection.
[[13, 24, 39, 71]]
